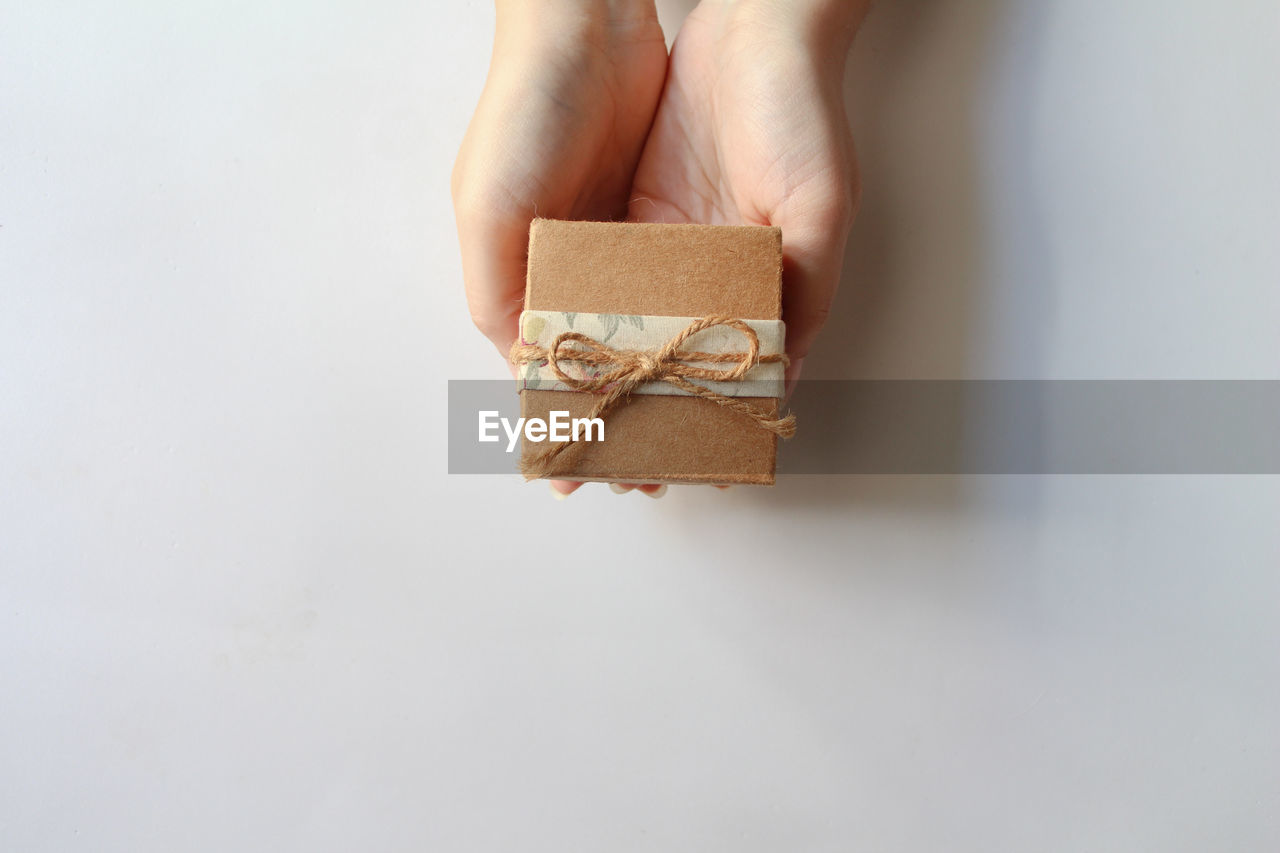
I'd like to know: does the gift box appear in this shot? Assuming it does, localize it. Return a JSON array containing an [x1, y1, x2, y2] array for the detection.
[[511, 218, 794, 486]]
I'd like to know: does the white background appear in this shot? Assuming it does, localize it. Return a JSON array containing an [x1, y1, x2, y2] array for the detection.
[[3, 1, 1278, 850]]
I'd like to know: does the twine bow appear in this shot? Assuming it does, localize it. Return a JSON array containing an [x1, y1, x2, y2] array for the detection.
[[509, 315, 796, 480]]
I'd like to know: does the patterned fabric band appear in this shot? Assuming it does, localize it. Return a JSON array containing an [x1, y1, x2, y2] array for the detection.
[[515, 310, 786, 399]]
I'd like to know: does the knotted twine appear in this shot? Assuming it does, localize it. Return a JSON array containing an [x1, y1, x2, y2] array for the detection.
[[509, 315, 796, 480]]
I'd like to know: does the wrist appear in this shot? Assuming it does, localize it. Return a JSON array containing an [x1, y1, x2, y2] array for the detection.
[[496, 0, 659, 29], [495, 0, 660, 50], [704, 0, 869, 57]]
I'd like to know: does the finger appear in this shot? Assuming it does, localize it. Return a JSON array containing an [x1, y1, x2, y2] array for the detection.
[[452, 185, 531, 356], [783, 355, 805, 403], [550, 480, 583, 499], [774, 199, 855, 364]]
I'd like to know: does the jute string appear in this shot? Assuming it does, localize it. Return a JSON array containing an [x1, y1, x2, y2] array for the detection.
[[509, 315, 796, 480]]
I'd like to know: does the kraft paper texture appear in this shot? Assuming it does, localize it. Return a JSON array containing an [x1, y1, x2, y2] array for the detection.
[[518, 218, 784, 486]]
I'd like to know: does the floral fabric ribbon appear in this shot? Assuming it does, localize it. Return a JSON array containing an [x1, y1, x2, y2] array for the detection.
[[516, 310, 786, 399]]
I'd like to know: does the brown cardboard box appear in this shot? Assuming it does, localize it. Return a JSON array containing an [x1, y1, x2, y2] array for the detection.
[[517, 219, 785, 486]]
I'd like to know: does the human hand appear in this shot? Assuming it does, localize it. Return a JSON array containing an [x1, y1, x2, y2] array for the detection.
[[451, 0, 667, 355], [452, 0, 668, 499], [627, 0, 868, 390], [603, 0, 867, 497], [454, 0, 867, 499]]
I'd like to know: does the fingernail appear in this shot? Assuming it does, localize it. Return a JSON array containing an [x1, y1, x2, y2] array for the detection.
[[643, 484, 668, 500], [550, 482, 569, 501], [608, 483, 631, 495]]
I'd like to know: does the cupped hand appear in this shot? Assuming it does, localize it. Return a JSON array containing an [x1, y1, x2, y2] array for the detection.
[[627, 0, 867, 389], [454, 0, 867, 499], [451, 0, 667, 355]]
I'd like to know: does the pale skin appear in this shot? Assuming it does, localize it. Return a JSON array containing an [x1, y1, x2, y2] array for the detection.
[[452, 0, 870, 497]]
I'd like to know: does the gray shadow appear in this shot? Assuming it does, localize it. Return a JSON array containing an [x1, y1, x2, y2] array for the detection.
[[765, 0, 1052, 512], [651, 0, 1060, 513]]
